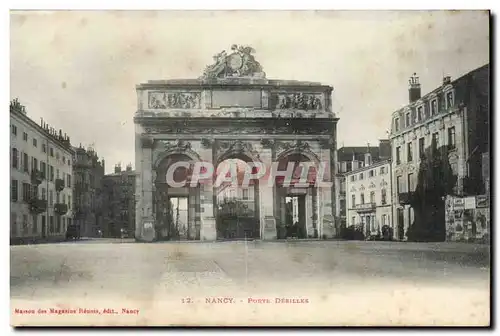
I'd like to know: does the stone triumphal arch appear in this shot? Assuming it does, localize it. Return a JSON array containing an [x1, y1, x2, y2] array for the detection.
[[134, 45, 339, 242]]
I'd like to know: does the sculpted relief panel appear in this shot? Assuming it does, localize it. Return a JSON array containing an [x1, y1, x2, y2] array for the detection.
[[148, 91, 201, 109], [277, 93, 323, 111]]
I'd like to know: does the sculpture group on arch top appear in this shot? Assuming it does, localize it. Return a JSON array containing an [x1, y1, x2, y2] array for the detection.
[[146, 44, 326, 112], [201, 44, 266, 79]]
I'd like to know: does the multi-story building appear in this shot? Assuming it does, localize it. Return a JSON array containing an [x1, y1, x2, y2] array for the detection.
[[101, 164, 136, 237], [389, 64, 489, 240], [345, 159, 393, 238], [72, 145, 105, 238], [10, 99, 74, 244], [336, 140, 391, 228]]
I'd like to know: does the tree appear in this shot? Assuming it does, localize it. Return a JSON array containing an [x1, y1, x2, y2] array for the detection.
[[407, 138, 457, 242]]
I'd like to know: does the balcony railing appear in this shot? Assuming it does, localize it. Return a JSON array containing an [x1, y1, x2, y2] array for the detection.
[[31, 169, 44, 185], [354, 202, 376, 213], [55, 178, 65, 192], [54, 203, 69, 215], [28, 198, 48, 214]]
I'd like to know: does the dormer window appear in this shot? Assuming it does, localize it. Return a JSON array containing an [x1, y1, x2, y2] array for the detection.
[[417, 105, 423, 122], [431, 99, 437, 115], [394, 117, 400, 132], [405, 113, 411, 127], [446, 91, 454, 109]]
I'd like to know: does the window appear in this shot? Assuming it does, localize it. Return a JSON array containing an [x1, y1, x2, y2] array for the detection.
[[42, 188, 46, 200], [33, 215, 38, 235], [350, 175, 355, 182], [396, 146, 401, 165], [381, 189, 387, 205], [351, 194, 356, 206], [360, 193, 365, 204], [408, 173, 415, 192], [12, 148, 19, 168], [11, 124, 17, 136], [448, 127, 456, 148], [431, 99, 437, 115], [67, 174, 72, 188], [22, 215, 28, 235], [56, 169, 60, 179], [446, 91, 454, 109], [40, 162, 46, 178], [382, 214, 387, 227], [351, 216, 355, 226], [50, 147, 54, 157], [369, 170, 374, 177], [42, 144, 47, 153], [407, 142, 413, 162], [396, 176, 402, 194], [33, 158, 38, 172], [418, 137, 425, 158], [56, 152, 60, 160], [68, 195, 71, 209], [32, 184, 38, 199], [405, 113, 411, 127], [33, 138, 37, 147], [63, 157, 66, 164], [22, 183, 31, 202], [11, 179, 18, 202], [23, 132, 28, 141], [11, 213, 17, 236], [360, 173, 364, 180], [417, 106, 423, 121], [23, 153, 29, 172], [49, 190, 53, 206], [49, 165, 54, 181], [49, 216, 54, 234], [62, 194, 66, 204], [395, 117, 400, 132], [370, 191, 375, 204], [346, 162, 352, 172], [242, 189, 249, 200], [432, 132, 439, 150], [380, 167, 386, 175]]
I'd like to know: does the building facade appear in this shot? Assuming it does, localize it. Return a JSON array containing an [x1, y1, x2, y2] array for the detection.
[[336, 140, 391, 228], [345, 160, 393, 238], [101, 164, 136, 238], [10, 99, 74, 244], [72, 145, 105, 238], [134, 45, 338, 242], [389, 64, 489, 240]]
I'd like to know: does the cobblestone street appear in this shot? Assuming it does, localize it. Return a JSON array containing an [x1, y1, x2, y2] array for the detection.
[[10, 240, 490, 326]]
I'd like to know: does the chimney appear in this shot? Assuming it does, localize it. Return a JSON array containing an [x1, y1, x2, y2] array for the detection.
[[126, 163, 132, 172], [365, 143, 371, 166], [443, 75, 451, 85], [114, 163, 121, 174], [379, 139, 391, 160], [408, 73, 421, 103]]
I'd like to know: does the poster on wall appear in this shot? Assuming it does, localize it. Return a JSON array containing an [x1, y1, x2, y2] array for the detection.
[[476, 195, 489, 208]]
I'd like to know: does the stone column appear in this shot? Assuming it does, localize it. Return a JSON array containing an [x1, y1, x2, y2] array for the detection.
[[136, 136, 155, 242], [199, 142, 216, 241], [259, 147, 276, 240], [200, 183, 216, 240]]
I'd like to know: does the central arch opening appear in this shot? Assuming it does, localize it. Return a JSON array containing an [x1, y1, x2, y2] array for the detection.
[[275, 152, 319, 239], [215, 155, 260, 240]]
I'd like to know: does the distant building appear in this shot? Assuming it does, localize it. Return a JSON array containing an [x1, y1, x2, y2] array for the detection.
[[336, 140, 391, 228], [344, 159, 393, 238], [72, 145, 105, 237], [10, 98, 74, 244], [389, 64, 489, 240], [101, 164, 136, 237]]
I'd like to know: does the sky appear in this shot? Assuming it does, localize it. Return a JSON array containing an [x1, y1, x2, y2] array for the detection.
[[10, 10, 489, 174]]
